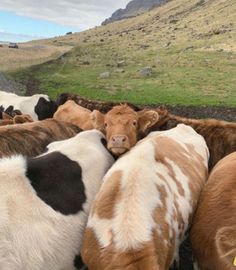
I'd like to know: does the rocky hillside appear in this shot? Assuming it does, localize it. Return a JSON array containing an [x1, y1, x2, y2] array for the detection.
[[102, 0, 167, 25], [5, 0, 236, 108]]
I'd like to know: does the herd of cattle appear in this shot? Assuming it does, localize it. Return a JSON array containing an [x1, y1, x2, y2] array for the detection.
[[0, 90, 235, 270]]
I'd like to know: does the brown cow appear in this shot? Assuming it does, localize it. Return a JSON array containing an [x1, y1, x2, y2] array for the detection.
[[53, 100, 93, 130], [56, 93, 141, 113], [13, 114, 34, 123], [151, 111, 236, 170], [0, 119, 81, 158], [190, 152, 236, 270], [0, 112, 34, 126], [91, 104, 159, 155]]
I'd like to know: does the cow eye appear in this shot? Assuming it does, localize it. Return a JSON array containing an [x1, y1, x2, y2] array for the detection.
[[132, 120, 137, 126], [104, 122, 108, 128]]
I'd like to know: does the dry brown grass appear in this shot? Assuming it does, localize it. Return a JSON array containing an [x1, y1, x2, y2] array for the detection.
[[2, 0, 235, 72], [46, 0, 235, 52], [5, 0, 236, 107], [0, 43, 71, 72]]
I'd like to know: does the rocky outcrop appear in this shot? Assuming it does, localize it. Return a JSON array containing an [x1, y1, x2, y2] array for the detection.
[[102, 0, 167, 25]]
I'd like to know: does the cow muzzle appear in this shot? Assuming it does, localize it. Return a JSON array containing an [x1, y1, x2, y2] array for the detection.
[[108, 135, 130, 155]]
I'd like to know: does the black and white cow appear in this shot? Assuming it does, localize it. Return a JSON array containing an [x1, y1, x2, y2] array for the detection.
[[0, 90, 57, 120], [0, 130, 114, 270]]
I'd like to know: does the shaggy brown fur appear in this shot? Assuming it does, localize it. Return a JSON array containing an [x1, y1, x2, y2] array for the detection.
[[0, 113, 34, 126], [0, 119, 81, 158], [56, 93, 141, 113], [53, 100, 93, 130], [190, 152, 236, 270], [13, 114, 34, 123]]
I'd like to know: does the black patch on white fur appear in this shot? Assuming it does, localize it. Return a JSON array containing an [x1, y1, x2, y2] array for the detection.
[[34, 97, 57, 120], [27, 151, 86, 215]]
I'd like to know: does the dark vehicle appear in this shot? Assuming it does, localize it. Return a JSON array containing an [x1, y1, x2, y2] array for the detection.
[[8, 43, 19, 49]]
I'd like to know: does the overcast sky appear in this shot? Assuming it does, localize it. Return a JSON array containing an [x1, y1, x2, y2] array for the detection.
[[0, 0, 131, 42]]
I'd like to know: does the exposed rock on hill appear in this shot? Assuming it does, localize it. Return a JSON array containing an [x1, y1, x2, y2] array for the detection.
[[102, 0, 167, 25]]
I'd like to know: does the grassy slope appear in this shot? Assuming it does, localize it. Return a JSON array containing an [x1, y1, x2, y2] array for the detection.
[[8, 0, 236, 106]]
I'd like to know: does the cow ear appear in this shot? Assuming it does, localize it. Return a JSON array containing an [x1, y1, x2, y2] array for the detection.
[[138, 110, 159, 132], [90, 110, 105, 131], [2, 112, 12, 120]]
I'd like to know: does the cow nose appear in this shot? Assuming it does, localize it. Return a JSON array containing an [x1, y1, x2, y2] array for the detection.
[[111, 135, 127, 144]]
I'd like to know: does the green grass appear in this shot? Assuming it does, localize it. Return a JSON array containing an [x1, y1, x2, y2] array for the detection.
[[9, 44, 236, 107], [4, 0, 236, 108]]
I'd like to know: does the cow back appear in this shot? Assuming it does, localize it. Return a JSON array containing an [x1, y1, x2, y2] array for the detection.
[[191, 152, 236, 270], [0, 119, 81, 158], [81, 124, 209, 270]]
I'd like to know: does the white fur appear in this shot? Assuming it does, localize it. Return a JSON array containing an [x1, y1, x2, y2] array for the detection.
[[0, 90, 50, 120], [0, 130, 114, 270], [88, 124, 209, 264]]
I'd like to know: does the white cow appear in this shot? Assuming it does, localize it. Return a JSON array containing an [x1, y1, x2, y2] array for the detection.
[[81, 124, 209, 270], [0, 90, 57, 120], [0, 130, 114, 270]]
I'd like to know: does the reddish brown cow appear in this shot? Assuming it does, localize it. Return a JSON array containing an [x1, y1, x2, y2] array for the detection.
[[56, 93, 141, 113], [0, 112, 33, 126], [13, 114, 34, 123], [91, 104, 159, 155], [151, 112, 236, 170], [190, 152, 236, 270], [53, 100, 93, 130], [0, 119, 81, 158]]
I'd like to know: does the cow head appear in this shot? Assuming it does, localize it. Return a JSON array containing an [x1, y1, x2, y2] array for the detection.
[[91, 105, 159, 155]]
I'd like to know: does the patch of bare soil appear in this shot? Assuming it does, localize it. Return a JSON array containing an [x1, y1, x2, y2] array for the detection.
[[0, 73, 25, 95], [164, 105, 236, 122]]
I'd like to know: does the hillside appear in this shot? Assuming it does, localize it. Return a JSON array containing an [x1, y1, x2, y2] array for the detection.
[[5, 0, 236, 107], [0, 39, 72, 72], [102, 0, 167, 25]]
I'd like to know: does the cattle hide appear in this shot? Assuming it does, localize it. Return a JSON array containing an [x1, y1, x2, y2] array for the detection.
[[0, 91, 57, 120], [150, 112, 236, 171], [191, 152, 236, 270], [56, 93, 141, 113], [0, 130, 114, 270], [0, 119, 81, 158], [81, 124, 209, 270]]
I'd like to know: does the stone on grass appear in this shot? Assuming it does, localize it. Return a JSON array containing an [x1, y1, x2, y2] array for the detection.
[[139, 66, 152, 77], [117, 60, 126, 67], [100, 71, 110, 78]]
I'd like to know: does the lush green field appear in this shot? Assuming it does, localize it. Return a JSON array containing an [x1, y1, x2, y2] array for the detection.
[[10, 45, 236, 106], [6, 0, 236, 107]]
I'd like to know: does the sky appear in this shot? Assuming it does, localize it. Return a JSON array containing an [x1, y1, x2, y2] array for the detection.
[[0, 0, 130, 42]]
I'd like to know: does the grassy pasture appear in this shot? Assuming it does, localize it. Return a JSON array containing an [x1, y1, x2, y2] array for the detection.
[[5, 0, 236, 107]]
